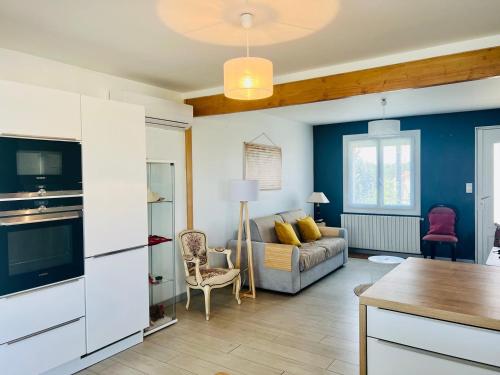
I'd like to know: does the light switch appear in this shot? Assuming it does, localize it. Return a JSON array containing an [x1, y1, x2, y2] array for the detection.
[[466, 183, 473, 194]]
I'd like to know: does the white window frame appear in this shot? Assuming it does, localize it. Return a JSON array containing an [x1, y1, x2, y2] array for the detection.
[[343, 130, 421, 216]]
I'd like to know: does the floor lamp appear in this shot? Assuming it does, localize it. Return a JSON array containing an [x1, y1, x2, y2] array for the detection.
[[230, 179, 259, 299]]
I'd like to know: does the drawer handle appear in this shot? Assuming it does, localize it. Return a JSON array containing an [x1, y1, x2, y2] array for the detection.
[[5, 318, 82, 345], [1, 277, 82, 299], [0, 133, 79, 142]]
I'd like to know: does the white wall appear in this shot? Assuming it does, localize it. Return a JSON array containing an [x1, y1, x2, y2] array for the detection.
[[192, 111, 314, 247], [145, 126, 187, 295], [0, 47, 181, 101]]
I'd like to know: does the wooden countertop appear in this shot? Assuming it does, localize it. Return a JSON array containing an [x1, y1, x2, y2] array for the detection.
[[360, 257, 500, 331]]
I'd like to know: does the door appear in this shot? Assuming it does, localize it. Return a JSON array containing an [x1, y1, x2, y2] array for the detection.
[[0, 80, 81, 140], [81, 96, 148, 257], [85, 247, 148, 353], [476, 126, 500, 264]]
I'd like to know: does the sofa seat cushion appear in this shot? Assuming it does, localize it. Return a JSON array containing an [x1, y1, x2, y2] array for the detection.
[[299, 243, 327, 271], [314, 237, 346, 258]]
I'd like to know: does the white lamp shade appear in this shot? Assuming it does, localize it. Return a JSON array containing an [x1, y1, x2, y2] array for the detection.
[[230, 180, 259, 202], [307, 192, 330, 204], [224, 57, 273, 100]]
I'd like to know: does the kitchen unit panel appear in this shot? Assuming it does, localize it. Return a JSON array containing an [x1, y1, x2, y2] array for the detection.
[[85, 247, 148, 353], [0, 80, 81, 140], [81, 96, 148, 257]]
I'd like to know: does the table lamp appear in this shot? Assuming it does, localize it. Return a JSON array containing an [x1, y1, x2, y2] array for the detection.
[[307, 192, 330, 223], [230, 179, 259, 298]]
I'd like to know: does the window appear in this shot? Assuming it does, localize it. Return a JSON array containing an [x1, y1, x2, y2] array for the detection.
[[343, 131, 420, 215]]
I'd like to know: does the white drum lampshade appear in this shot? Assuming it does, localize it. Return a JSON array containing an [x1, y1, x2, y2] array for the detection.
[[230, 180, 259, 202], [224, 57, 273, 100], [307, 192, 330, 204]]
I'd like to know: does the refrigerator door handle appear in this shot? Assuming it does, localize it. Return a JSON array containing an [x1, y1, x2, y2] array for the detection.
[[89, 245, 147, 259]]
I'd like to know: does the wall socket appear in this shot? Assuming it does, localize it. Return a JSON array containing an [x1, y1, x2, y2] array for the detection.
[[466, 183, 473, 194]]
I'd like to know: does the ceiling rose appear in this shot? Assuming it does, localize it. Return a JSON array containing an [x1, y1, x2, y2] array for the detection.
[[156, 0, 340, 46]]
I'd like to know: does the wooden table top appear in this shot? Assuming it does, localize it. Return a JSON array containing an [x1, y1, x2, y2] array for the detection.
[[360, 257, 500, 331]]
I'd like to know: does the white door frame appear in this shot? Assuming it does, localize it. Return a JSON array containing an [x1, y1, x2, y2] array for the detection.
[[475, 125, 500, 263]]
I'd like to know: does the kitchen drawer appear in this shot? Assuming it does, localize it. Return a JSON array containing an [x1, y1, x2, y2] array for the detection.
[[367, 337, 499, 375], [0, 317, 86, 375], [0, 278, 85, 344], [367, 307, 500, 368]]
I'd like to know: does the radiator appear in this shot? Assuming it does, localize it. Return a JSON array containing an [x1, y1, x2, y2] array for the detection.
[[341, 214, 421, 254]]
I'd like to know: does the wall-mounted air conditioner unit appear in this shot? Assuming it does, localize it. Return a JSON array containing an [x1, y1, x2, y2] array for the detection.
[[110, 91, 193, 130]]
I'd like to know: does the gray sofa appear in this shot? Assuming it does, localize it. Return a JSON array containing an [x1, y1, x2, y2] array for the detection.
[[228, 209, 348, 294]]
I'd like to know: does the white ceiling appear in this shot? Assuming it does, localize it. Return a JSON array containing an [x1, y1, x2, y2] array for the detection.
[[0, 0, 499, 92], [262, 78, 500, 125]]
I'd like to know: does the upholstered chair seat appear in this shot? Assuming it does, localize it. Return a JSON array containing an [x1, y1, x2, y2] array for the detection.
[[422, 234, 458, 243]]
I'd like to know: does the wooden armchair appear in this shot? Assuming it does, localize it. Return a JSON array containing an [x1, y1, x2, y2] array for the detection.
[[178, 229, 241, 320]]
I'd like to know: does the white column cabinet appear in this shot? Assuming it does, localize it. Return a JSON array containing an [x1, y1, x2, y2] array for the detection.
[[81, 96, 148, 257], [85, 247, 148, 353], [0, 80, 81, 140], [81, 96, 149, 353]]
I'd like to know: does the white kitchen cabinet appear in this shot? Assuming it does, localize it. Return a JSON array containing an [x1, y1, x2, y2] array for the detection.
[[0, 80, 81, 140], [367, 338, 499, 375], [0, 317, 86, 375], [85, 247, 148, 353], [367, 307, 500, 368], [81, 96, 148, 257], [0, 278, 85, 345]]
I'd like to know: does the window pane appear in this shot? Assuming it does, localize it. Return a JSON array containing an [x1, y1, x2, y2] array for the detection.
[[382, 138, 412, 207], [350, 141, 377, 205]]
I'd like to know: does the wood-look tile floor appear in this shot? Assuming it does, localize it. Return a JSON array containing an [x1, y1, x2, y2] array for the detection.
[[79, 258, 396, 375]]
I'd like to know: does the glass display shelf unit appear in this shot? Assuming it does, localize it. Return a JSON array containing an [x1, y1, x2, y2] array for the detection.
[[144, 160, 177, 336]]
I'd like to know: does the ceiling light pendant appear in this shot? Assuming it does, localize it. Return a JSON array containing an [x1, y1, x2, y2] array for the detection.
[[224, 13, 273, 101], [368, 98, 401, 135]]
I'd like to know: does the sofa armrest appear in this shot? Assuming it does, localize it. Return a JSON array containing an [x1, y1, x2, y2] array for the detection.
[[319, 226, 345, 238], [319, 226, 348, 264]]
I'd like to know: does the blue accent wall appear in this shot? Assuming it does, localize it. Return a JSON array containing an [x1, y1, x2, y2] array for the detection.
[[314, 108, 500, 261]]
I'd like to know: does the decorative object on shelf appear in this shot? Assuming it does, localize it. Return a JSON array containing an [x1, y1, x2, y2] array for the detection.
[[148, 189, 165, 203], [178, 229, 241, 320], [230, 179, 259, 299], [148, 235, 172, 246], [244, 133, 281, 190], [307, 192, 330, 223], [149, 303, 165, 322], [144, 160, 177, 336]]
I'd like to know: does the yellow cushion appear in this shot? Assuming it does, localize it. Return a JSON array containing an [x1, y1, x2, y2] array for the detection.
[[275, 221, 301, 246], [297, 216, 322, 242]]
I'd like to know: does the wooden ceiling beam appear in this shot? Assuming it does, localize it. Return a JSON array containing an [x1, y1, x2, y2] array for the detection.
[[185, 47, 500, 117]]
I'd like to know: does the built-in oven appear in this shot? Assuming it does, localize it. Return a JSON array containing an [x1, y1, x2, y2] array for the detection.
[[0, 197, 84, 297], [0, 136, 82, 200]]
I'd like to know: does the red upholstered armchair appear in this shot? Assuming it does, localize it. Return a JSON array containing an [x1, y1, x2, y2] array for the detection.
[[422, 205, 458, 261]]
